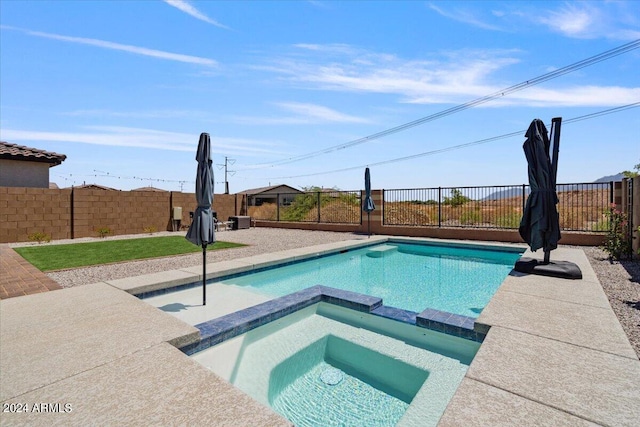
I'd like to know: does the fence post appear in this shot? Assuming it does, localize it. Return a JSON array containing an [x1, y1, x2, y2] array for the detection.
[[360, 190, 364, 225], [609, 181, 614, 205], [277, 193, 280, 221], [317, 191, 321, 222], [70, 186, 75, 239], [438, 187, 442, 228]]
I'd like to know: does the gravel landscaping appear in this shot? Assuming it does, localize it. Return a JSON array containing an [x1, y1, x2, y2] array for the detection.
[[13, 228, 638, 358], [579, 246, 640, 358]]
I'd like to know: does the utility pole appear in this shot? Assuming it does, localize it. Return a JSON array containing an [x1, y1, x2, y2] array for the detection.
[[217, 157, 235, 194]]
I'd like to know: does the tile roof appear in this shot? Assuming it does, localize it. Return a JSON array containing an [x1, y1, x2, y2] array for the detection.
[[0, 141, 67, 166]]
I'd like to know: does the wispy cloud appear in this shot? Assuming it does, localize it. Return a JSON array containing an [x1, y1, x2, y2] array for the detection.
[[60, 109, 209, 120], [277, 102, 369, 123], [524, 2, 640, 40], [1, 126, 286, 156], [3, 26, 217, 66], [536, 3, 600, 38], [163, 0, 230, 29], [230, 102, 369, 125], [427, 2, 640, 40], [502, 85, 640, 107], [259, 46, 520, 104], [257, 44, 640, 108], [428, 3, 503, 31]]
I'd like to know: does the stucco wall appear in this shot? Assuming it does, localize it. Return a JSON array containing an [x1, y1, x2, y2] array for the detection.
[[0, 159, 50, 188]]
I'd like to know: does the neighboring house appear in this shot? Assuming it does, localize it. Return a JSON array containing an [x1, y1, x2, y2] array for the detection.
[[0, 141, 67, 188], [240, 184, 303, 206]]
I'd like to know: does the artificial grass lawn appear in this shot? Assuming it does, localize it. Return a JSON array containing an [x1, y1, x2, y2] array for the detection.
[[14, 236, 246, 271]]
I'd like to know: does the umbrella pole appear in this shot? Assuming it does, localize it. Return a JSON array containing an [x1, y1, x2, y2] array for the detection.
[[368, 212, 371, 238], [543, 249, 550, 265], [202, 244, 207, 306]]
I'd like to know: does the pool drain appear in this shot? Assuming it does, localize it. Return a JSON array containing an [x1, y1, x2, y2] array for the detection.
[[320, 368, 344, 386]]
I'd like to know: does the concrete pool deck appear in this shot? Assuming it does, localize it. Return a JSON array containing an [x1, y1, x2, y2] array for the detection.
[[1, 237, 638, 426]]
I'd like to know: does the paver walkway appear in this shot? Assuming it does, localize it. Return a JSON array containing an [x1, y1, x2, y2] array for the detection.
[[0, 245, 61, 299]]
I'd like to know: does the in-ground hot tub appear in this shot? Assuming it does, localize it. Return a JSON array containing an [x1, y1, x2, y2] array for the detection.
[[191, 302, 479, 427]]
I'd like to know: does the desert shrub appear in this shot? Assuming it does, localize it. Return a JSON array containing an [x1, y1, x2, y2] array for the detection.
[[591, 216, 610, 232], [409, 199, 438, 205], [249, 203, 277, 220], [28, 232, 51, 244], [143, 225, 157, 234], [460, 209, 482, 225], [308, 201, 360, 223], [494, 212, 521, 229], [96, 227, 112, 238]]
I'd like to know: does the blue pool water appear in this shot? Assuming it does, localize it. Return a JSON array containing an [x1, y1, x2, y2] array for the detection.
[[219, 242, 522, 317]]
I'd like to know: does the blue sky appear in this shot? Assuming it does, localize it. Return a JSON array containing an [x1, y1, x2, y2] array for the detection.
[[1, 1, 639, 193]]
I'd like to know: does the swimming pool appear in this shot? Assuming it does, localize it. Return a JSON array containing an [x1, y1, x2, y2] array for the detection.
[[192, 302, 479, 427], [218, 241, 522, 318]]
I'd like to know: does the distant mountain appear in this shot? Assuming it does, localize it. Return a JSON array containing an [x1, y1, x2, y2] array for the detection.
[[482, 173, 624, 200], [482, 187, 529, 201], [594, 173, 624, 183]]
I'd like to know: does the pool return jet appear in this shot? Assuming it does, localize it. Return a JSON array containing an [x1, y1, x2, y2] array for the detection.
[[186, 132, 216, 305], [515, 117, 582, 279]]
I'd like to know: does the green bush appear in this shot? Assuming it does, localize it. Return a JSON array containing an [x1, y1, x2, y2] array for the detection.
[[444, 188, 471, 207], [601, 205, 632, 260]]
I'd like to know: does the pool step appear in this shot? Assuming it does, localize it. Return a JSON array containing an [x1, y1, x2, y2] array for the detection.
[[366, 244, 398, 258]]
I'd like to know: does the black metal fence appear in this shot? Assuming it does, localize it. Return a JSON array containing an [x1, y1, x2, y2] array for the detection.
[[248, 190, 362, 224], [246, 182, 616, 232], [383, 182, 614, 232]]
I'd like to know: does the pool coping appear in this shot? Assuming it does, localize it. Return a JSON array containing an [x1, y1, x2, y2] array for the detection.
[[181, 284, 487, 356]]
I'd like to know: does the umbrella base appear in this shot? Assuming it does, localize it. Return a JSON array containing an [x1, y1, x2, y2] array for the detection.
[[514, 257, 582, 280]]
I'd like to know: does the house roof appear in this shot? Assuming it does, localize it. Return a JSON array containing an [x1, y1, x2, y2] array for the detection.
[[239, 184, 302, 195], [0, 141, 67, 166], [71, 183, 118, 191], [131, 186, 168, 192]]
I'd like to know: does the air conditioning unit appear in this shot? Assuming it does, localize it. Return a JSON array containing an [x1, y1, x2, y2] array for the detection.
[[172, 207, 182, 221]]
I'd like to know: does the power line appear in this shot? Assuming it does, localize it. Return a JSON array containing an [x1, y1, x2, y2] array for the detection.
[[248, 102, 639, 180], [237, 38, 640, 171]]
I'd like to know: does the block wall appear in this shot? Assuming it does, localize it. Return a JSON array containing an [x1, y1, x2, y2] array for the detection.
[[71, 189, 171, 238], [0, 188, 242, 243], [0, 187, 72, 243]]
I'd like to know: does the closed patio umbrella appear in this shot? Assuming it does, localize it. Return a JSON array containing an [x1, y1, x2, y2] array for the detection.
[[516, 118, 581, 279], [363, 167, 375, 238], [518, 118, 560, 262], [186, 133, 216, 305]]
